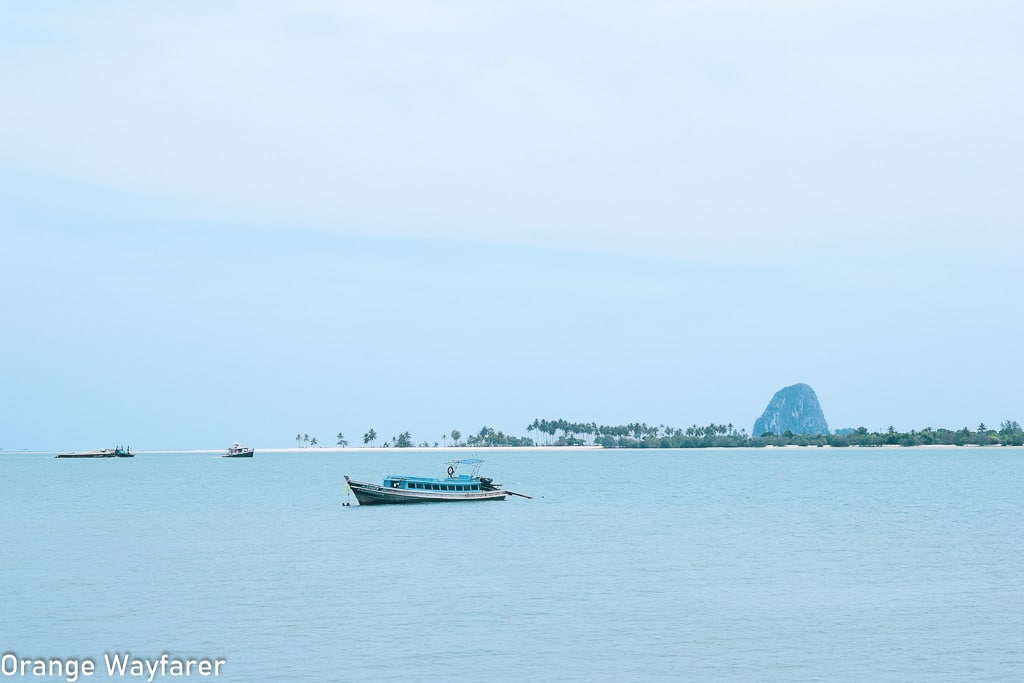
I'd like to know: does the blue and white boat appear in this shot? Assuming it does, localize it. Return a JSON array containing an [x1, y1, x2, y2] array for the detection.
[[344, 458, 530, 505], [223, 443, 254, 458]]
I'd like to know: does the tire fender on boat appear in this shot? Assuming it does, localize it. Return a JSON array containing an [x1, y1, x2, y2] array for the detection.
[[447, 466, 455, 477]]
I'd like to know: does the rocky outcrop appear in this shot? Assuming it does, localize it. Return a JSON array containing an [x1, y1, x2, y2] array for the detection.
[[753, 383, 829, 436]]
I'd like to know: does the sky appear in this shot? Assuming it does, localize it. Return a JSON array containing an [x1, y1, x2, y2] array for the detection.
[[2, 0, 1022, 450]]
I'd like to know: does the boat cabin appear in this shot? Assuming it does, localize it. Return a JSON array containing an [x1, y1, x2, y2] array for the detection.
[[383, 476, 483, 492]]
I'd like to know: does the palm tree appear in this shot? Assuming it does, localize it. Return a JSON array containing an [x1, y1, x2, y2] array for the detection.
[[295, 434, 302, 447], [450, 429, 461, 446], [336, 432, 348, 447], [363, 429, 377, 447], [310, 437, 318, 447]]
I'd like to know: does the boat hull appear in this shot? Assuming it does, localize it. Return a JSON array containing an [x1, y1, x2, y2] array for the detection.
[[345, 478, 507, 505]]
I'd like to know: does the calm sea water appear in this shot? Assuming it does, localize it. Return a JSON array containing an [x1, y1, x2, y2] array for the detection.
[[2, 448, 1022, 682]]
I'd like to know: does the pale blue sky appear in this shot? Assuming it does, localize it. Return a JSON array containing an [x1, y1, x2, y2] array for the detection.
[[2, 1, 1021, 449]]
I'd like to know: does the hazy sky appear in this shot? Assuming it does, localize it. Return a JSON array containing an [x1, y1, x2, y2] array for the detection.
[[2, 1, 1022, 449]]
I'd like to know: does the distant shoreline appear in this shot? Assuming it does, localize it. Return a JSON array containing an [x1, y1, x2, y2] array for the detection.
[[8, 443, 1022, 455], [151, 444, 1024, 453]]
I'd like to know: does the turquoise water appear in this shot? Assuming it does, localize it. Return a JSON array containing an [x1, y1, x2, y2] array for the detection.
[[2, 448, 1023, 681]]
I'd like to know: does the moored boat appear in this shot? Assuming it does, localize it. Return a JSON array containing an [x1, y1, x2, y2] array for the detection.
[[223, 443, 254, 457], [56, 446, 133, 458], [344, 458, 530, 505]]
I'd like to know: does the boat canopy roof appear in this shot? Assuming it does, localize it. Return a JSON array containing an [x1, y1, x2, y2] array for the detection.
[[381, 457, 488, 483], [444, 457, 485, 478]]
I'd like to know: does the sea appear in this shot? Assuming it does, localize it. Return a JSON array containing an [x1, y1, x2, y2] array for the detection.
[[1, 447, 1022, 682]]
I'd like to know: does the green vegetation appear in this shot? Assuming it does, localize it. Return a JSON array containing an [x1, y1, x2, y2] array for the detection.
[[524, 418, 1024, 448], [465, 426, 534, 447], [304, 420, 1024, 450]]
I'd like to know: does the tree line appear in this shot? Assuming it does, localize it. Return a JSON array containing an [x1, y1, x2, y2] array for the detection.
[[532, 418, 1024, 448], [295, 420, 1024, 449], [296, 426, 531, 448]]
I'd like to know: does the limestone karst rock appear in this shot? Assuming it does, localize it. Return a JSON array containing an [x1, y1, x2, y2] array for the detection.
[[753, 383, 829, 436]]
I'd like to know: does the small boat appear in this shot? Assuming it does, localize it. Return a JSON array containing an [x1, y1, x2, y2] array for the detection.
[[223, 443, 254, 458], [344, 458, 530, 505], [56, 446, 134, 458]]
